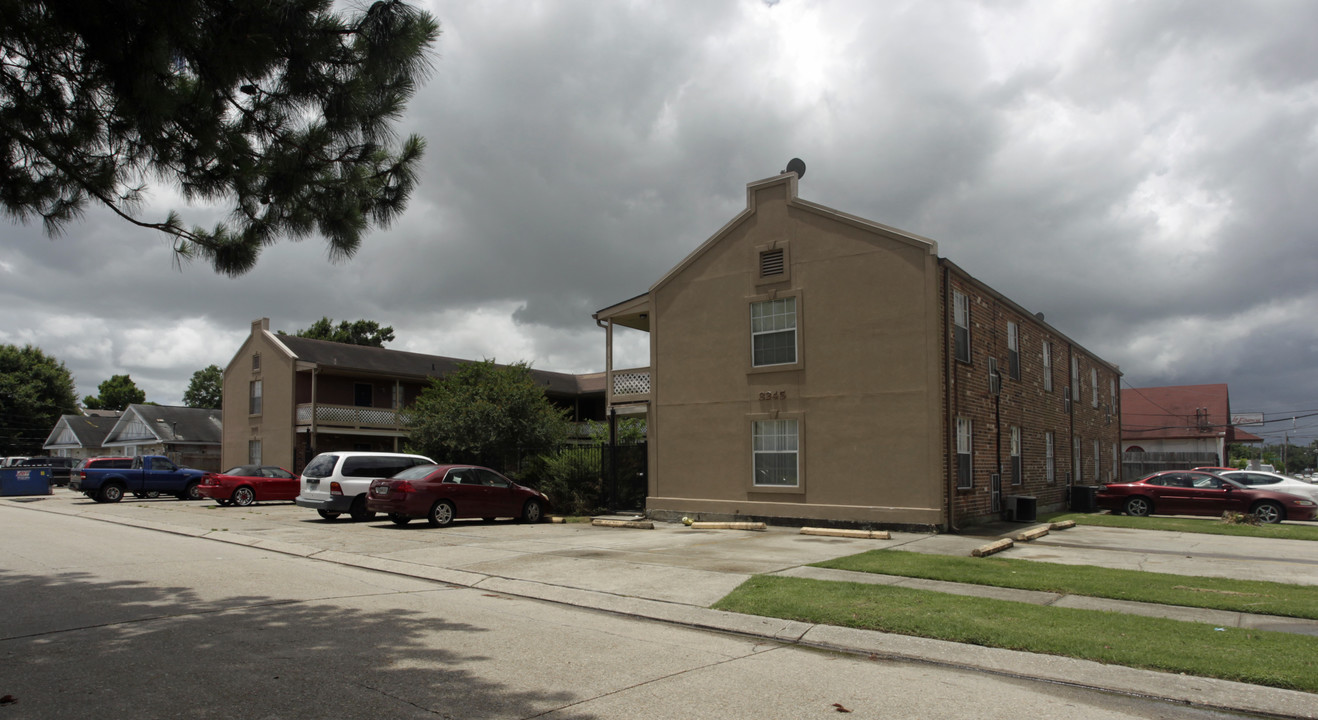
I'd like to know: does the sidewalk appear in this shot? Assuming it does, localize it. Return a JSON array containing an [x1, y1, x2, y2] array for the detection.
[[5, 494, 1316, 719]]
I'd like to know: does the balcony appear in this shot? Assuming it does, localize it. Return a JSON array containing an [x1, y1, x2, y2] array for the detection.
[[296, 403, 412, 429], [609, 367, 651, 405]]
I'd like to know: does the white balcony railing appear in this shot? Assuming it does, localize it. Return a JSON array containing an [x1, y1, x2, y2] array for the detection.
[[296, 403, 412, 428], [610, 368, 650, 402]]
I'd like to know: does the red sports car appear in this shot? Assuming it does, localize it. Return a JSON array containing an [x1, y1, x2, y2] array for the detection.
[[365, 464, 550, 527], [1097, 470, 1317, 523], [198, 465, 299, 507]]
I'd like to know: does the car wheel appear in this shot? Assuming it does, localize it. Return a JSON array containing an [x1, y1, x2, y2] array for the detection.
[[428, 500, 455, 528], [1251, 501, 1284, 524], [317, 509, 341, 521], [348, 495, 376, 522], [521, 499, 544, 524], [232, 486, 256, 507], [389, 513, 412, 526], [1123, 496, 1152, 517], [145, 491, 160, 498], [97, 483, 125, 503], [178, 481, 201, 501]]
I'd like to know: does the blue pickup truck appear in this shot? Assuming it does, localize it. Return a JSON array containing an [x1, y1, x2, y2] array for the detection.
[[70, 455, 208, 503]]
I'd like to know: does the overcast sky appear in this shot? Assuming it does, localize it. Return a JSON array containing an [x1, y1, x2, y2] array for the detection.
[[4, 0, 1318, 443]]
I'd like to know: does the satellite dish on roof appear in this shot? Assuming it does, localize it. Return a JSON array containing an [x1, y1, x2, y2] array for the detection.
[[783, 158, 806, 179]]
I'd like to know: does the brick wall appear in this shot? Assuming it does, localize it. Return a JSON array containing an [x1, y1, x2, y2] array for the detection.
[[942, 264, 1121, 527]]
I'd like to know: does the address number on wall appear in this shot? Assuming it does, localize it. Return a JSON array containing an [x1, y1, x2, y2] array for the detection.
[[758, 390, 787, 400]]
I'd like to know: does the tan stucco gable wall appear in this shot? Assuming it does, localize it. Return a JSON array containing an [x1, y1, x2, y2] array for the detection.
[[647, 176, 944, 526], [221, 319, 298, 470]]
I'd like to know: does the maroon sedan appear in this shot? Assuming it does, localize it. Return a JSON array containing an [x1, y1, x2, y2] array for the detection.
[[198, 465, 299, 507], [365, 464, 550, 527], [1097, 470, 1317, 523]]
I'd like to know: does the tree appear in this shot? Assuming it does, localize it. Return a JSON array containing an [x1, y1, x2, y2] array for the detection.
[[406, 360, 568, 469], [0, 0, 440, 277], [83, 374, 146, 411], [182, 364, 223, 408], [291, 317, 395, 347], [0, 344, 78, 455]]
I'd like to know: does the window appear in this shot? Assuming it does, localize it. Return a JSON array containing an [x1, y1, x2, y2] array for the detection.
[[249, 379, 262, 415], [751, 297, 797, 367], [1007, 322, 1020, 380], [1093, 439, 1100, 481], [1091, 368, 1099, 408], [953, 290, 970, 363], [1073, 436, 1081, 485], [354, 382, 373, 407], [1042, 342, 1053, 392], [1045, 432, 1055, 484], [956, 417, 973, 489], [1010, 426, 1022, 486], [759, 248, 785, 278], [1071, 357, 1080, 402], [252, 353, 261, 371], [1112, 443, 1119, 482], [248, 439, 262, 465], [752, 419, 798, 487]]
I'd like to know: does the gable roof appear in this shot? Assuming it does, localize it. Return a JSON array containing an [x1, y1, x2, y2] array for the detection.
[[43, 413, 121, 450], [273, 333, 599, 396], [651, 172, 939, 296], [1121, 384, 1232, 441], [104, 405, 223, 447]]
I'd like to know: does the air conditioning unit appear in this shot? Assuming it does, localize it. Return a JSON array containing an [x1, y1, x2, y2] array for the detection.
[[1004, 495, 1038, 522]]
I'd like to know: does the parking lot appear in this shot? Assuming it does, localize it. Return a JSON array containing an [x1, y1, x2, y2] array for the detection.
[[13, 487, 1318, 603]]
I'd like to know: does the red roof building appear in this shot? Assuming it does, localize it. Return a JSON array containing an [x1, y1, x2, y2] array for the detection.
[[1120, 383, 1257, 463]]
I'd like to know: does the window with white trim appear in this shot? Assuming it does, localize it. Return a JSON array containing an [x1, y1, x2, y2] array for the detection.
[[1112, 443, 1120, 482], [1045, 432, 1055, 484], [1091, 368, 1099, 408], [1073, 435, 1081, 485], [248, 439, 262, 465], [249, 379, 262, 415], [1071, 357, 1080, 402], [956, 417, 973, 489], [953, 290, 970, 363], [1093, 439, 1100, 481], [752, 419, 799, 487], [751, 297, 797, 367], [1042, 341, 1053, 392], [1010, 426, 1022, 485], [1007, 322, 1020, 380]]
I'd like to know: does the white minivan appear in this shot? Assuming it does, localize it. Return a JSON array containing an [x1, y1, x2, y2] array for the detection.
[[295, 451, 433, 521]]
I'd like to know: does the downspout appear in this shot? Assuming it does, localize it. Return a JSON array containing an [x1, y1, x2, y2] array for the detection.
[[943, 264, 959, 533]]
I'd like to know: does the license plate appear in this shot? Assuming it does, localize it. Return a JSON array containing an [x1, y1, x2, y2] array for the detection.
[[372, 486, 388, 496]]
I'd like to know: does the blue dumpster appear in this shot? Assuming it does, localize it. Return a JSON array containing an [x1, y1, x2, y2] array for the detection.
[[0, 467, 53, 496]]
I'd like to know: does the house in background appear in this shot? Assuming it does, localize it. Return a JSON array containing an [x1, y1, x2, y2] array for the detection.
[[99, 404, 223, 471], [42, 413, 122, 459], [1120, 383, 1261, 475], [221, 319, 606, 473], [594, 170, 1121, 530]]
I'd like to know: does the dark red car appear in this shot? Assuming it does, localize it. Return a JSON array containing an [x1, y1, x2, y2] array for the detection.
[[365, 464, 550, 527], [1097, 470, 1317, 523], [197, 465, 299, 506]]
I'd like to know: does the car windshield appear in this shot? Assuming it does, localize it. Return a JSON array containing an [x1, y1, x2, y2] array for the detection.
[[393, 464, 439, 480], [302, 454, 339, 479]]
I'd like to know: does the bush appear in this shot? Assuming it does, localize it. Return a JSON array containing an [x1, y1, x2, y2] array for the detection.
[[537, 446, 604, 516]]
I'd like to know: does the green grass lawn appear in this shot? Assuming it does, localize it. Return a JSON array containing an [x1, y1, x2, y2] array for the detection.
[[713, 576, 1318, 693], [1046, 511, 1318, 540], [813, 550, 1318, 619]]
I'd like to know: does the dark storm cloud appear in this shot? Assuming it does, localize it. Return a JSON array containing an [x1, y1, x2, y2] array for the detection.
[[4, 0, 1318, 436]]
